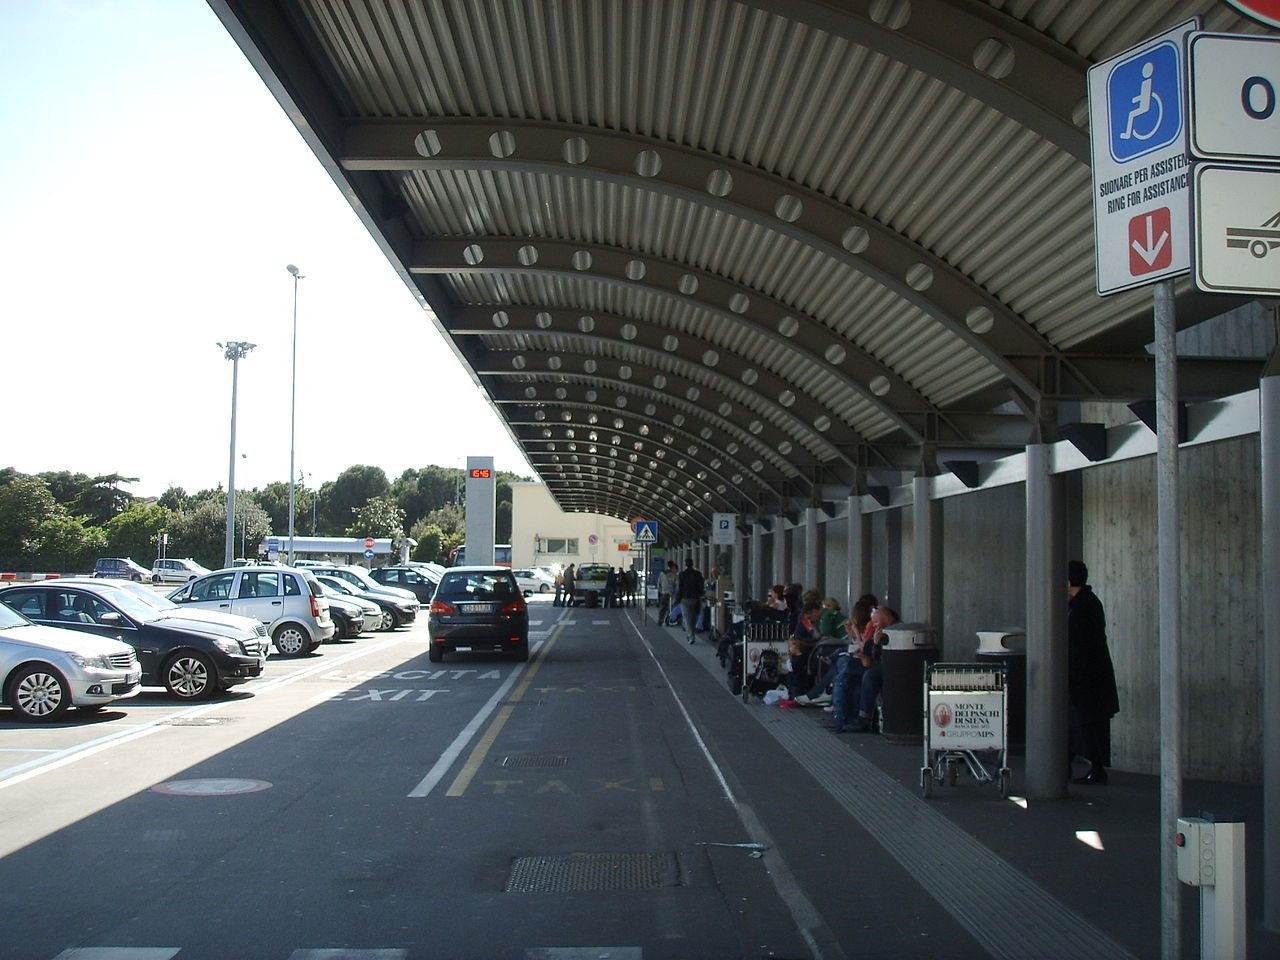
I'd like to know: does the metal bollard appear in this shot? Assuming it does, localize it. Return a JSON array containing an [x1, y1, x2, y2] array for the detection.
[[1175, 812, 1247, 959]]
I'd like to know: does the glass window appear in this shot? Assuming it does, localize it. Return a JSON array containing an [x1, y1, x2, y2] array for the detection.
[[544, 538, 578, 554], [3, 590, 45, 619], [437, 572, 518, 600], [191, 572, 236, 602], [238, 572, 280, 599]]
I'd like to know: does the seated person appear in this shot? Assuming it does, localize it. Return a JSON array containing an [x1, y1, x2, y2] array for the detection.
[[845, 605, 899, 733], [797, 596, 875, 707]]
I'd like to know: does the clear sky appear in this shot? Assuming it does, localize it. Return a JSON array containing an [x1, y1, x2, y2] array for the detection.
[[0, 0, 532, 499]]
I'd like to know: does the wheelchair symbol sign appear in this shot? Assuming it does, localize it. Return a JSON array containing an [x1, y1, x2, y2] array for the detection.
[[1108, 40, 1183, 163]]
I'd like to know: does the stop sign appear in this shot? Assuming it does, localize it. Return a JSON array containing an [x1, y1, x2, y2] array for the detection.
[[364, 537, 375, 549], [1227, 1, 1280, 28]]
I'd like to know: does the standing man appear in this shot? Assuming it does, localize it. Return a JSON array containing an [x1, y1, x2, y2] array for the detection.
[[657, 561, 678, 625], [1067, 560, 1119, 785], [563, 564, 576, 608], [676, 557, 705, 645], [553, 568, 565, 607]]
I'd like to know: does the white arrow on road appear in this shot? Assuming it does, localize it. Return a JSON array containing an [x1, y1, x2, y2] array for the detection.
[[1132, 214, 1170, 266]]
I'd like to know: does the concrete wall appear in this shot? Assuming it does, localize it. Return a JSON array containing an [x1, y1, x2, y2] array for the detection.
[[1083, 434, 1263, 781]]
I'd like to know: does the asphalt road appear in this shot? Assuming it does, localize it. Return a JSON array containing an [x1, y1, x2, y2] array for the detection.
[[0, 599, 823, 960]]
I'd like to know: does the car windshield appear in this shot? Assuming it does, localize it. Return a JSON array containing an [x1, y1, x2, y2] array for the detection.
[[0, 604, 30, 629], [319, 576, 357, 596], [577, 564, 611, 581], [96, 589, 163, 623], [111, 582, 180, 611], [437, 571, 519, 601], [338, 568, 379, 590]]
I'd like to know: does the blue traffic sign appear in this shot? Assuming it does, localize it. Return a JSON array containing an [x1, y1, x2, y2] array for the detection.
[[363, 548, 375, 560], [634, 520, 659, 544], [1107, 39, 1184, 162]]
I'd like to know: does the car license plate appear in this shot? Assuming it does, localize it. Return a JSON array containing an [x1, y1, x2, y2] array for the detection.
[[462, 603, 494, 613], [455, 646, 473, 652]]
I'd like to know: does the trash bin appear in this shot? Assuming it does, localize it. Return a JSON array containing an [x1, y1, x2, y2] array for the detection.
[[879, 623, 940, 743], [976, 629, 1025, 746]]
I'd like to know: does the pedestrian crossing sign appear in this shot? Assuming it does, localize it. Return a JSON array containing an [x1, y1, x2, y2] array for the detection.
[[634, 520, 658, 543]]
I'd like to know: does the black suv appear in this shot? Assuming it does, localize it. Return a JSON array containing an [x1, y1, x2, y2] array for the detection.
[[370, 565, 439, 603], [427, 567, 528, 662]]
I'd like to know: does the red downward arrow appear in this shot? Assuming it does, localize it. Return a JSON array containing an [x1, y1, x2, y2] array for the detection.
[[1129, 208, 1173, 275]]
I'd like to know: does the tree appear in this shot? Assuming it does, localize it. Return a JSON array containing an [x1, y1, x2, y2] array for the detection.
[[168, 499, 232, 570], [0, 474, 57, 563], [73, 473, 137, 526], [394, 466, 463, 531], [320, 465, 390, 532], [157, 486, 190, 511], [104, 504, 176, 565], [409, 519, 448, 563], [345, 496, 405, 540], [32, 514, 104, 574]]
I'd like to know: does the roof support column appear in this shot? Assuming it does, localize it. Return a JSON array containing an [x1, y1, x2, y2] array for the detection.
[[804, 506, 824, 595], [847, 493, 870, 603], [732, 524, 747, 613], [751, 521, 765, 602], [773, 515, 788, 589], [1261, 344, 1280, 933], [1024, 442, 1067, 800], [911, 476, 943, 633]]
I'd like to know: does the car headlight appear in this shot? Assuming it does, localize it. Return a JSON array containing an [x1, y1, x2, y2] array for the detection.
[[67, 652, 112, 670], [212, 639, 244, 656]]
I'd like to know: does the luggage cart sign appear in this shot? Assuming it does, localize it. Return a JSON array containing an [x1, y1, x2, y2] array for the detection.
[[1088, 19, 1198, 295], [928, 692, 1003, 751]]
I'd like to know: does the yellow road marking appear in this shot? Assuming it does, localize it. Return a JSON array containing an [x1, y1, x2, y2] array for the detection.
[[444, 626, 560, 797]]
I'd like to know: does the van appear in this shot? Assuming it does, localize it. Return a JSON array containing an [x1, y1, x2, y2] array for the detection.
[[92, 557, 150, 582], [151, 558, 210, 583]]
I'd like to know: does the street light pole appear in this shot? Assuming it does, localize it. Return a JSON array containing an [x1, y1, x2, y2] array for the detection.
[[286, 264, 304, 565], [220, 341, 256, 569]]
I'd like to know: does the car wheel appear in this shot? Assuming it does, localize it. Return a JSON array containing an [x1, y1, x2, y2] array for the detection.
[[378, 608, 396, 631], [513, 641, 530, 662], [163, 651, 217, 700], [152, 574, 162, 584], [132, 574, 143, 582], [538, 584, 550, 593], [428, 643, 443, 663], [8, 664, 71, 722], [273, 623, 311, 657]]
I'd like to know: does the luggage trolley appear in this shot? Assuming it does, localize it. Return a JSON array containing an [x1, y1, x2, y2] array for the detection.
[[920, 662, 1010, 798], [741, 618, 790, 703]]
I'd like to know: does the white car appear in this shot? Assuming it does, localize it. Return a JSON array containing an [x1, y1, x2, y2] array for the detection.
[[0, 603, 141, 721], [512, 568, 556, 595], [168, 566, 335, 656], [151, 558, 211, 583]]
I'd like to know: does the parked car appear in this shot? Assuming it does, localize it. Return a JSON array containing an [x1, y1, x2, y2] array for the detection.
[[314, 575, 413, 632], [369, 565, 439, 603], [571, 563, 612, 605], [511, 567, 555, 595], [167, 566, 334, 657], [318, 582, 380, 639], [306, 565, 419, 628], [427, 566, 529, 662], [151, 557, 210, 583], [0, 601, 141, 721], [92, 557, 150, 581], [56, 577, 269, 641], [0, 581, 266, 701]]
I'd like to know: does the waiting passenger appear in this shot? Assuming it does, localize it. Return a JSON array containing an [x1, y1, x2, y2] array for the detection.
[[845, 604, 899, 733]]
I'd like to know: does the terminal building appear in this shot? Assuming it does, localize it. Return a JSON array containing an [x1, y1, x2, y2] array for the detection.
[[209, 0, 1279, 947]]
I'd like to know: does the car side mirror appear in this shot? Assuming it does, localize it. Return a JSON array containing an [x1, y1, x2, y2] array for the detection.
[[99, 611, 125, 626]]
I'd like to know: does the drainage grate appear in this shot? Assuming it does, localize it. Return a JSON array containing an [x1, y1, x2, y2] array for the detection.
[[162, 717, 236, 727], [498, 754, 568, 768], [505, 852, 679, 892]]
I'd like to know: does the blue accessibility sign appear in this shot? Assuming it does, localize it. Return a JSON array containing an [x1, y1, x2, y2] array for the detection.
[[1107, 39, 1184, 163], [633, 520, 659, 544]]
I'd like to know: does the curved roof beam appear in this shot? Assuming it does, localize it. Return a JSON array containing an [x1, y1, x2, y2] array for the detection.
[[486, 380, 811, 494], [535, 464, 712, 532], [738, 0, 1090, 161], [473, 354, 859, 475], [451, 306, 873, 459], [344, 117, 1071, 402], [422, 243, 931, 441], [526, 450, 735, 515], [504, 412, 771, 510]]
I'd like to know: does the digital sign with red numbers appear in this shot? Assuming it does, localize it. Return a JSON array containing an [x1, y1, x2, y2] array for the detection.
[[469, 468, 492, 479]]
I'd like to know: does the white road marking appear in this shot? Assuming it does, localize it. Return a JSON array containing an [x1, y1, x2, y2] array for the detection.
[[54, 950, 179, 960]]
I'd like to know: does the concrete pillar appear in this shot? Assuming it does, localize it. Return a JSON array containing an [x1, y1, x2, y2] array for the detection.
[[1024, 442, 1067, 800], [732, 524, 746, 609], [750, 521, 764, 600], [1262, 351, 1280, 932], [772, 514, 787, 586], [911, 476, 943, 631], [804, 506, 822, 590], [884, 509, 902, 610]]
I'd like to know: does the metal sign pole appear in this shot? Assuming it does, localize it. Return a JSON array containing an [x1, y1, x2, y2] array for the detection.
[[1155, 277, 1183, 960]]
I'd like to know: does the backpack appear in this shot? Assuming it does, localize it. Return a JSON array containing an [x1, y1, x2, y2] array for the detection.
[[749, 648, 783, 696]]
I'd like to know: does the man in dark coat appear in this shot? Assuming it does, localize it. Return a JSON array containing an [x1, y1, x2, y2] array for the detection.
[[1067, 560, 1120, 785]]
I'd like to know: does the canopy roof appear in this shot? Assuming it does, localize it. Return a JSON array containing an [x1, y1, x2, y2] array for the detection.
[[210, 0, 1269, 541]]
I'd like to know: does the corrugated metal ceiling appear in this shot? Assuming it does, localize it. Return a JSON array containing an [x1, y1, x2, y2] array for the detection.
[[208, 0, 1271, 540]]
